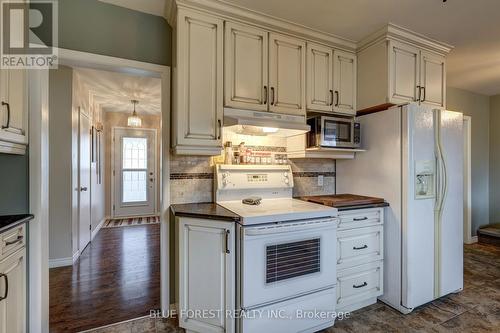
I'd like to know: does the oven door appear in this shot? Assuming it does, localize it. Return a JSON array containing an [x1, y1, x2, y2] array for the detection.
[[240, 218, 337, 309], [320, 117, 355, 148]]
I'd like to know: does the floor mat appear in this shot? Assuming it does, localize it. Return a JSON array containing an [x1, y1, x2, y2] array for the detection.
[[102, 216, 160, 228]]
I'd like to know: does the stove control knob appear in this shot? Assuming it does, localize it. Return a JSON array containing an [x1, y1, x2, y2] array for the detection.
[[222, 172, 229, 179], [284, 178, 290, 185], [222, 179, 228, 187], [283, 172, 289, 178]]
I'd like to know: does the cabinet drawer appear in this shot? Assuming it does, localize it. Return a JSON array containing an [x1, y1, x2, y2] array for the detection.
[[337, 225, 382, 269], [337, 261, 383, 309], [338, 208, 383, 230], [1, 224, 26, 260]]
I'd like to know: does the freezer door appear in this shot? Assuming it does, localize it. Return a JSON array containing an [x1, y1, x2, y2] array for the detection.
[[402, 104, 436, 309], [438, 110, 463, 297]]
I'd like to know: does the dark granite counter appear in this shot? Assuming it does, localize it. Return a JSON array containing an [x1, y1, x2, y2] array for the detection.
[[0, 214, 34, 233], [171, 203, 240, 222]]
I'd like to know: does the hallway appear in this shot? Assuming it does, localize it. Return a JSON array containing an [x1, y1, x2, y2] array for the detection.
[[49, 224, 160, 332]]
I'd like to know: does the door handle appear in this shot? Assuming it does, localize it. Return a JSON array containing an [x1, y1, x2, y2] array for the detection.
[[1, 101, 10, 129], [353, 282, 367, 289], [225, 230, 230, 254], [0, 273, 8, 301], [329, 90, 334, 106], [80, 186, 88, 192], [5, 235, 23, 246], [334, 91, 339, 107], [270, 87, 275, 106], [353, 244, 368, 250], [421, 86, 426, 102], [217, 119, 222, 140], [416, 86, 421, 102], [263, 86, 268, 105]]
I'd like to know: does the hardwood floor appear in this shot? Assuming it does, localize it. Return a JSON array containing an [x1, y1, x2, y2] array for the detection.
[[49, 224, 160, 333], [86, 243, 500, 333]]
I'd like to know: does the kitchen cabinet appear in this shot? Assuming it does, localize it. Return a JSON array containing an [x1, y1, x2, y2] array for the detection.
[[336, 207, 384, 312], [178, 217, 235, 333], [357, 24, 451, 113], [172, 8, 224, 155], [268, 33, 306, 116], [224, 22, 268, 111], [306, 44, 356, 115], [0, 224, 27, 333]]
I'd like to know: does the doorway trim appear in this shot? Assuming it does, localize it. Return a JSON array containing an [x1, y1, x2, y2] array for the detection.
[[463, 115, 474, 244], [29, 48, 171, 332], [111, 127, 159, 218]]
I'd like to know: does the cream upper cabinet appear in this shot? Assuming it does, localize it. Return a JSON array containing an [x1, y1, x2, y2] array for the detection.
[[306, 43, 333, 112], [333, 50, 357, 115], [389, 41, 420, 104], [420, 50, 446, 108], [173, 8, 224, 155], [269, 33, 306, 116], [225, 22, 268, 111], [0, 249, 27, 333]]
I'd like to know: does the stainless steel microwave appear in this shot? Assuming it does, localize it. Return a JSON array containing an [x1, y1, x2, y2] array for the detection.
[[306, 115, 361, 149]]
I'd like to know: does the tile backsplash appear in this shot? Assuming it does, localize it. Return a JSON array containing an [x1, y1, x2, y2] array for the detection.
[[170, 132, 336, 204]]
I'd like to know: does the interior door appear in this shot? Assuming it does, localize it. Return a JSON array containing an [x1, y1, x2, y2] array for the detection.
[[269, 33, 306, 115], [402, 104, 436, 309], [333, 50, 356, 115], [420, 51, 446, 108], [225, 22, 268, 111], [113, 128, 156, 217], [306, 42, 333, 112], [79, 109, 92, 252], [389, 41, 420, 104]]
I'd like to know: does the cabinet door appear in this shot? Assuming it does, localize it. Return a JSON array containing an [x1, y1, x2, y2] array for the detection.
[[0, 249, 26, 333], [389, 41, 420, 104], [269, 33, 306, 116], [420, 51, 445, 108], [306, 43, 333, 112], [225, 22, 268, 111], [179, 218, 235, 333], [333, 50, 357, 115], [176, 9, 223, 148]]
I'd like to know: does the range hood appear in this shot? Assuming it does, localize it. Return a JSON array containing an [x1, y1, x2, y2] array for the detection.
[[223, 108, 310, 137]]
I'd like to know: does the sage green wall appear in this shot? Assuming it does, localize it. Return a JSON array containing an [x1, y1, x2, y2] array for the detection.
[[490, 95, 500, 225], [58, 0, 172, 65], [0, 154, 28, 215], [447, 87, 491, 235]]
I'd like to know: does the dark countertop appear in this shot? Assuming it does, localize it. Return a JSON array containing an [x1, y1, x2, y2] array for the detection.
[[299, 194, 389, 211], [170, 203, 240, 222], [0, 214, 34, 233]]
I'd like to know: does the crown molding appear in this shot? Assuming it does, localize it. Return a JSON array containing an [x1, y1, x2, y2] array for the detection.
[[171, 0, 357, 52], [357, 22, 454, 55]]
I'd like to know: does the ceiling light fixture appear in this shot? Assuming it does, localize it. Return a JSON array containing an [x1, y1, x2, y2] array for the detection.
[[127, 100, 142, 127]]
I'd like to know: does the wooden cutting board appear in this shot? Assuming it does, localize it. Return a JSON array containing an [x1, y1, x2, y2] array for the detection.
[[300, 194, 385, 208]]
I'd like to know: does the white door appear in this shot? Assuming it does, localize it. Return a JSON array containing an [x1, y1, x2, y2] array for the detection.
[[333, 50, 357, 115], [225, 22, 268, 111], [113, 128, 156, 217], [306, 43, 333, 112], [79, 110, 91, 252], [402, 104, 436, 309], [0, 249, 26, 333], [269, 33, 306, 115], [178, 218, 235, 333], [420, 51, 446, 108], [176, 9, 223, 148], [389, 41, 420, 104]]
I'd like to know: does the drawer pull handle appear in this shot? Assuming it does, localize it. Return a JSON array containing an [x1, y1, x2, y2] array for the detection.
[[353, 217, 368, 221], [0, 273, 8, 301], [353, 282, 367, 289], [225, 230, 230, 254], [353, 244, 368, 250], [5, 235, 23, 246]]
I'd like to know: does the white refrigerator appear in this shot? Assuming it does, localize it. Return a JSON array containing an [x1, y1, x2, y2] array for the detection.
[[337, 103, 464, 314]]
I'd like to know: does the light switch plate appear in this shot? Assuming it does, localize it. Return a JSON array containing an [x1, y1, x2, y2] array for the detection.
[[318, 175, 324, 186]]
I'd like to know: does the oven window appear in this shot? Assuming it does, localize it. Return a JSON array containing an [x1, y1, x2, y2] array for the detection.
[[324, 120, 351, 143], [266, 238, 321, 284]]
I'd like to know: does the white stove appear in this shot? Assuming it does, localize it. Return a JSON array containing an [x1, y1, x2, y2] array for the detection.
[[215, 164, 339, 333]]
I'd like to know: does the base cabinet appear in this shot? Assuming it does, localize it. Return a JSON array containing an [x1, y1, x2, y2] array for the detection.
[[0, 248, 26, 333], [336, 208, 384, 313], [178, 217, 235, 333]]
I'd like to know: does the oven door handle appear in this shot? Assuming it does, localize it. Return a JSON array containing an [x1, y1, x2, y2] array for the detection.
[[244, 218, 338, 236]]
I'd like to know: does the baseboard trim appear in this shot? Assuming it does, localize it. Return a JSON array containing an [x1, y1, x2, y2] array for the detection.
[[91, 216, 108, 241], [465, 236, 478, 245], [49, 257, 73, 268]]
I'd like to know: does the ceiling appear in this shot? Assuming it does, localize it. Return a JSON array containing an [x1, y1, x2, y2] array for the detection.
[[104, 0, 500, 96], [75, 68, 161, 115]]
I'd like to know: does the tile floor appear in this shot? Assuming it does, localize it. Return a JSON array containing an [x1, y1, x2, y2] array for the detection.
[[85, 243, 500, 333]]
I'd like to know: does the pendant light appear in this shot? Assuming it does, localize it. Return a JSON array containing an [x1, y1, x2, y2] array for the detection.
[[127, 100, 142, 127]]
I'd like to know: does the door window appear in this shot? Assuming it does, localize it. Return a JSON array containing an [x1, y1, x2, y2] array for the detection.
[[122, 137, 148, 203]]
